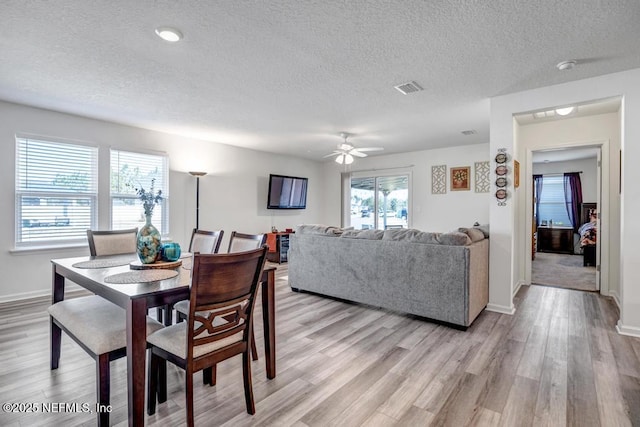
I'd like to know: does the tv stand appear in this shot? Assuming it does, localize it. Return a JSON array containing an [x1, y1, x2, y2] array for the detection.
[[266, 232, 291, 263]]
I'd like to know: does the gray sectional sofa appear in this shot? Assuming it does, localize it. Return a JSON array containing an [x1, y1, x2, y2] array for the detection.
[[288, 225, 489, 328]]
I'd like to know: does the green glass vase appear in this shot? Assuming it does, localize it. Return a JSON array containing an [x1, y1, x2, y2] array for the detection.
[[137, 214, 162, 264]]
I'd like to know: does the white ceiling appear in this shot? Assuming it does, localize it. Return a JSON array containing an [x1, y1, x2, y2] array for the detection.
[[1, 1, 640, 161]]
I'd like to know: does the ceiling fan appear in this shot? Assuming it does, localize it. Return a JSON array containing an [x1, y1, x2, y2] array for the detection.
[[324, 132, 384, 164]]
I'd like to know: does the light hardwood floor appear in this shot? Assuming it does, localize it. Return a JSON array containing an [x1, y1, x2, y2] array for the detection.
[[1, 265, 639, 426]]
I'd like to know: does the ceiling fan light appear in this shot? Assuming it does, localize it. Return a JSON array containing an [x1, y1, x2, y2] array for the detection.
[[344, 154, 354, 164], [556, 106, 574, 116], [335, 154, 344, 164]]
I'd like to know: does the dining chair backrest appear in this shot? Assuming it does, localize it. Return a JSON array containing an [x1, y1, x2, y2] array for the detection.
[[188, 247, 268, 356], [227, 231, 267, 253], [188, 229, 224, 254], [87, 228, 138, 256]]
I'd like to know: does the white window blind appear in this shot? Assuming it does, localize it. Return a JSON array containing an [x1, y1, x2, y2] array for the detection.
[[110, 150, 169, 234], [538, 175, 572, 226], [16, 137, 98, 247]]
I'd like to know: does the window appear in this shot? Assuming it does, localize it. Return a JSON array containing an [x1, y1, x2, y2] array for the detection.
[[16, 136, 98, 247], [536, 175, 572, 226], [110, 150, 169, 234], [347, 173, 410, 230]]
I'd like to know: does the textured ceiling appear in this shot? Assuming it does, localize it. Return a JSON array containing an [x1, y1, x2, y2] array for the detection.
[[1, 1, 639, 161]]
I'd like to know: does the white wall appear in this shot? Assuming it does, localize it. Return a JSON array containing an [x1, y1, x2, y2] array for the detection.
[[519, 113, 620, 298], [322, 143, 490, 232], [532, 157, 598, 203], [0, 101, 324, 301], [490, 68, 639, 337]]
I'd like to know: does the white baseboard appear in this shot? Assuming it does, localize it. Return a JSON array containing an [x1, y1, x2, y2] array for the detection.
[[609, 290, 621, 310], [513, 280, 527, 297], [615, 320, 640, 338], [0, 285, 89, 306], [486, 303, 516, 315]]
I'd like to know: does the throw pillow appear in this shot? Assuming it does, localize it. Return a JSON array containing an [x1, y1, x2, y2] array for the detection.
[[439, 232, 472, 246], [458, 227, 485, 243], [473, 224, 490, 238]]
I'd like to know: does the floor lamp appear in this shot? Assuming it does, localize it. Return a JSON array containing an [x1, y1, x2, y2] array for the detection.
[[188, 171, 207, 229]]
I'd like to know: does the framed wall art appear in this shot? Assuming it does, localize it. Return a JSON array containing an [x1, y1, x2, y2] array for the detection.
[[450, 166, 470, 191], [431, 165, 446, 194], [474, 161, 490, 193]]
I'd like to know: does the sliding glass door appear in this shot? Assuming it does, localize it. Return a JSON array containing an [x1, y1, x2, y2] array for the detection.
[[348, 173, 410, 230]]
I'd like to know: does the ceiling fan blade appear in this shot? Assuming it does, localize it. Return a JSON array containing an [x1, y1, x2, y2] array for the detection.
[[356, 147, 384, 152], [350, 150, 367, 157], [323, 151, 342, 158]]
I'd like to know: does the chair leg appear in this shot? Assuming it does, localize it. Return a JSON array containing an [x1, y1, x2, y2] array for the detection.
[[177, 311, 186, 323], [50, 318, 61, 370], [186, 369, 195, 427], [147, 352, 158, 415], [156, 307, 163, 323], [242, 350, 256, 414], [163, 304, 173, 326], [158, 358, 167, 404], [96, 353, 110, 427], [250, 330, 258, 361], [203, 365, 216, 386]]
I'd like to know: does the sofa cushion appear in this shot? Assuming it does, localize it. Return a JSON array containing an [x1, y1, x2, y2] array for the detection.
[[295, 224, 343, 236], [473, 224, 490, 238], [439, 231, 472, 246], [383, 229, 441, 244], [458, 227, 485, 243], [340, 229, 385, 240]]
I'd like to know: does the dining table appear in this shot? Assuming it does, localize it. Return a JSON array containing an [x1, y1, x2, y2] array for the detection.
[[50, 253, 276, 426]]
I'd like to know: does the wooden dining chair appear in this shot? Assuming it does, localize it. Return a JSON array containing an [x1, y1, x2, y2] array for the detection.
[[189, 228, 224, 254], [175, 230, 263, 360], [49, 228, 162, 426], [175, 230, 263, 323], [166, 229, 224, 325], [228, 231, 267, 253], [86, 228, 138, 256], [146, 247, 268, 425]]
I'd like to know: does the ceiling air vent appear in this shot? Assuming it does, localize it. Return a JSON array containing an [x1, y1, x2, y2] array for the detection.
[[394, 81, 423, 95], [461, 130, 477, 135]]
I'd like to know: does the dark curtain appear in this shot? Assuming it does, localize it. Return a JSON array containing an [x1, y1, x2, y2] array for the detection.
[[533, 175, 543, 227], [563, 172, 583, 233]]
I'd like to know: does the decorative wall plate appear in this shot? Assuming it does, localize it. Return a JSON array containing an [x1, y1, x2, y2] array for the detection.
[[495, 153, 507, 163], [495, 189, 507, 200], [496, 177, 507, 187], [496, 165, 507, 176]]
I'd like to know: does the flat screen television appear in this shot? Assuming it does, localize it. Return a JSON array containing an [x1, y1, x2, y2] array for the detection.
[[267, 174, 308, 209]]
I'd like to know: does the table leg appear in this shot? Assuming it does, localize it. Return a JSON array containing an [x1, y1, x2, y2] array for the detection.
[[127, 298, 147, 426], [262, 269, 276, 379], [50, 267, 65, 369]]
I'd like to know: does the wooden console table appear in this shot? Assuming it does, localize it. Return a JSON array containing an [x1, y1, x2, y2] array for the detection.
[[266, 232, 292, 263], [537, 226, 574, 254]]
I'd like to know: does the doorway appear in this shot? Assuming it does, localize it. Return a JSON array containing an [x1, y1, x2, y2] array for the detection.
[[530, 148, 600, 292]]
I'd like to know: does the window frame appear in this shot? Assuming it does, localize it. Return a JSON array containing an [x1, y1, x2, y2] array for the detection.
[[109, 148, 169, 235], [536, 175, 572, 227], [343, 169, 412, 230], [15, 135, 98, 249]]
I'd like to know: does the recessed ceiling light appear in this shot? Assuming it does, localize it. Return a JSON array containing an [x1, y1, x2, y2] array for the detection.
[[556, 106, 575, 116], [556, 60, 576, 71], [155, 27, 183, 42]]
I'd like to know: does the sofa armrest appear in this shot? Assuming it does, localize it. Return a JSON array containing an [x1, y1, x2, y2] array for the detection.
[[467, 239, 489, 324]]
